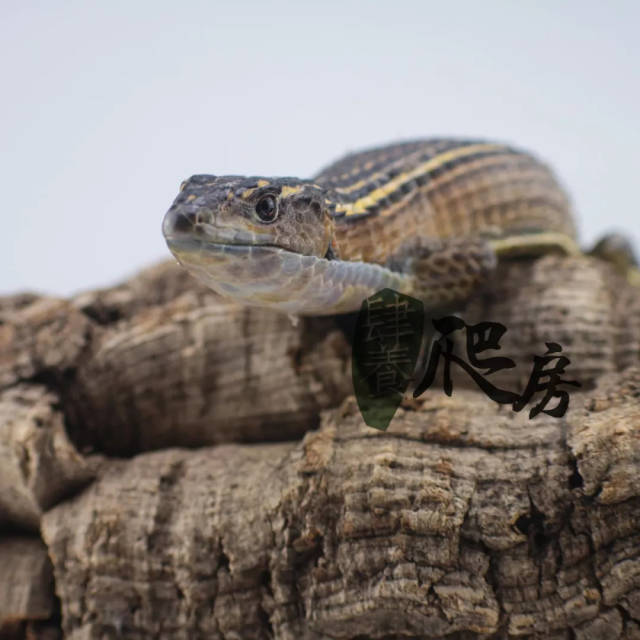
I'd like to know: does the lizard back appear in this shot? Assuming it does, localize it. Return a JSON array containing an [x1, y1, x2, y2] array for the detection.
[[314, 139, 577, 263]]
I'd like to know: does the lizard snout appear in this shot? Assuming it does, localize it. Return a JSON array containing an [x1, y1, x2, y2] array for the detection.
[[162, 204, 215, 239], [162, 209, 194, 238]]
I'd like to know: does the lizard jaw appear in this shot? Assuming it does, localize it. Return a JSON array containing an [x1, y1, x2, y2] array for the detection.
[[164, 236, 413, 316]]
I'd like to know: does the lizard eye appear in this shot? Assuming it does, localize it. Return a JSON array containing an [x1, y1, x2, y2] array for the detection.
[[255, 195, 278, 222]]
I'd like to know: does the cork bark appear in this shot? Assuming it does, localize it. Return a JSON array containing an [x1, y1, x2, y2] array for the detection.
[[1, 254, 639, 639]]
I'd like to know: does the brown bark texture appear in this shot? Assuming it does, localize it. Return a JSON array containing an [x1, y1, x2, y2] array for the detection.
[[1, 254, 639, 639]]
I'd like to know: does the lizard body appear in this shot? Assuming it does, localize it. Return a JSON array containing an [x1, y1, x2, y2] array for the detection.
[[162, 139, 634, 314]]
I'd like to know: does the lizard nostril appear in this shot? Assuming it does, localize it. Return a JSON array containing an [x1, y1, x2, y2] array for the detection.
[[162, 209, 194, 237]]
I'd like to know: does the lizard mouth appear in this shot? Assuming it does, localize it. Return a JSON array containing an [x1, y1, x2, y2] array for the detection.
[[163, 235, 315, 289], [164, 236, 300, 257]]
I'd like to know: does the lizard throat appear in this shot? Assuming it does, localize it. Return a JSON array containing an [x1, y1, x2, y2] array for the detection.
[[165, 236, 413, 315]]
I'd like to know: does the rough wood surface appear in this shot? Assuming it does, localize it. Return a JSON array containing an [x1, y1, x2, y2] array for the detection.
[[67, 289, 350, 455], [0, 384, 94, 532], [1, 261, 352, 456], [2, 254, 640, 639], [0, 537, 56, 635], [41, 366, 640, 639]]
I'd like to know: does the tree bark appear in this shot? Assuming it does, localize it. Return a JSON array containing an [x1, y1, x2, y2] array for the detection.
[[1, 255, 639, 639], [0, 536, 58, 638]]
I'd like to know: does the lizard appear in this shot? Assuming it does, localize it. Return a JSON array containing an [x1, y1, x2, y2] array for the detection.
[[162, 138, 639, 316]]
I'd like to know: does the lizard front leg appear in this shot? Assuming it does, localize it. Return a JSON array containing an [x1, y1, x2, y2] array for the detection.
[[387, 236, 498, 309], [388, 230, 582, 309]]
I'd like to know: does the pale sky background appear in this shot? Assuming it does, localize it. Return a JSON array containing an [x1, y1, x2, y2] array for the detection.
[[2, 1, 638, 296]]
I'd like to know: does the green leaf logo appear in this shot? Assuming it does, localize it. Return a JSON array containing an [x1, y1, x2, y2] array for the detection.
[[352, 289, 424, 430]]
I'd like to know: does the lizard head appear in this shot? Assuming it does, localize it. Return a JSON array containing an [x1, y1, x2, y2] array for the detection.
[[162, 175, 336, 311]]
